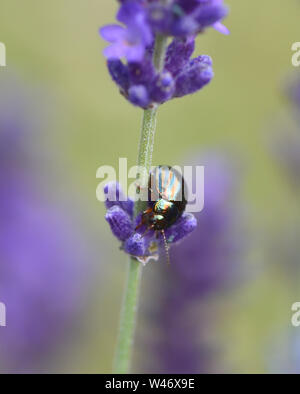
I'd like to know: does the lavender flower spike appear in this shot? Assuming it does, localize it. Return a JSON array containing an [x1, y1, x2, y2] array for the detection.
[[100, 1, 228, 108], [104, 182, 197, 264]]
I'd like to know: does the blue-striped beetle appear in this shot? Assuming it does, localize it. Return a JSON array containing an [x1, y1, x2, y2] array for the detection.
[[136, 166, 187, 262]]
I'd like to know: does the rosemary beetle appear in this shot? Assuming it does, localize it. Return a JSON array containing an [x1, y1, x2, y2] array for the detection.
[[136, 166, 187, 263]]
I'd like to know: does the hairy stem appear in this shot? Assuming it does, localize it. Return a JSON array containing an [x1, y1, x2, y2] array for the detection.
[[153, 34, 169, 72], [113, 35, 168, 374]]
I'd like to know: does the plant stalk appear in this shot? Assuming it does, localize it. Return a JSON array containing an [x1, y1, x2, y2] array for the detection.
[[113, 34, 168, 374]]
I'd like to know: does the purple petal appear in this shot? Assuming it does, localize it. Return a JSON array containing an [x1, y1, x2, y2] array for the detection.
[[174, 56, 214, 98], [124, 43, 145, 62], [117, 1, 144, 25], [100, 25, 126, 43], [105, 206, 133, 242], [194, 2, 229, 30], [128, 85, 150, 108], [165, 213, 197, 244], [213, 22, 230, 35], [107, 60, 130, 92], [103, 44, 126, 60], [128, 59, 156, 86], [150, 71, 175, 104], [165, 37, 196, 77], [147, 4, 173, 35], [117, 1, 153, 46], [124, 233, 148, 256]]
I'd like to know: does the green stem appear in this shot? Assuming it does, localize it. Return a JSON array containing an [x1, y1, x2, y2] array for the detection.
[[153, 34, 169, 72], [113, 35, 168, 374], [113, 256, 142, 374]]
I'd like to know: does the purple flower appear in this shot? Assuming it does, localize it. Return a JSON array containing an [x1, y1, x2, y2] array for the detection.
[[100, 0, 228, 108], [105, 37, 213, 108], [149, 71, 175, 103], [0, 197, 86, 373], [0, 75, 88, 373], [165, 36, 196, 75], [100, 1, 153, 62], [148, 0, 229, 37], [104, 181, 197, 264], [128, 84, 151, 107], [174, 55, 214, 98], [170, 153, 242, 297]]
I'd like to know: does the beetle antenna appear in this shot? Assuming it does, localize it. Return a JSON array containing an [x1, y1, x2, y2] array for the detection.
[[161, 230, 170, 265]]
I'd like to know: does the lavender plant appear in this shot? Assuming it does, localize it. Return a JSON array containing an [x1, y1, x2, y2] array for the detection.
[[100, 0, 229, 373]]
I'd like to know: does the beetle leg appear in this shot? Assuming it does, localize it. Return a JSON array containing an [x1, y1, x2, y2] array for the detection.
[[135, 222, 143, 231], [141, 224, 155, 238], [135, 208, 153, 231]]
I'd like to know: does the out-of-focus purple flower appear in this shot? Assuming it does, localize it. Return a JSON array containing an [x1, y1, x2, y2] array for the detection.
[[170, 153, 242, 297], [139, 152, 244, 373], [0, 77, 87, 373], [100, 0, 228, 108], [104, 181, 197, 264], [0, 198, 85, 372]]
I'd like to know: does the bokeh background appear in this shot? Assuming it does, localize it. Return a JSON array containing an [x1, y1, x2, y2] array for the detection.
[[0, 0, 300, 373]]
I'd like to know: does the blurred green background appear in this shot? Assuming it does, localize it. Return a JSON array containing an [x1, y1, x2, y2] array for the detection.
[[1, 0, 300, 373]]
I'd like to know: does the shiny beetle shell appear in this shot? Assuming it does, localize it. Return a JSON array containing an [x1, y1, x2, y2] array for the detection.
[[140, 166, 187, 231]]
